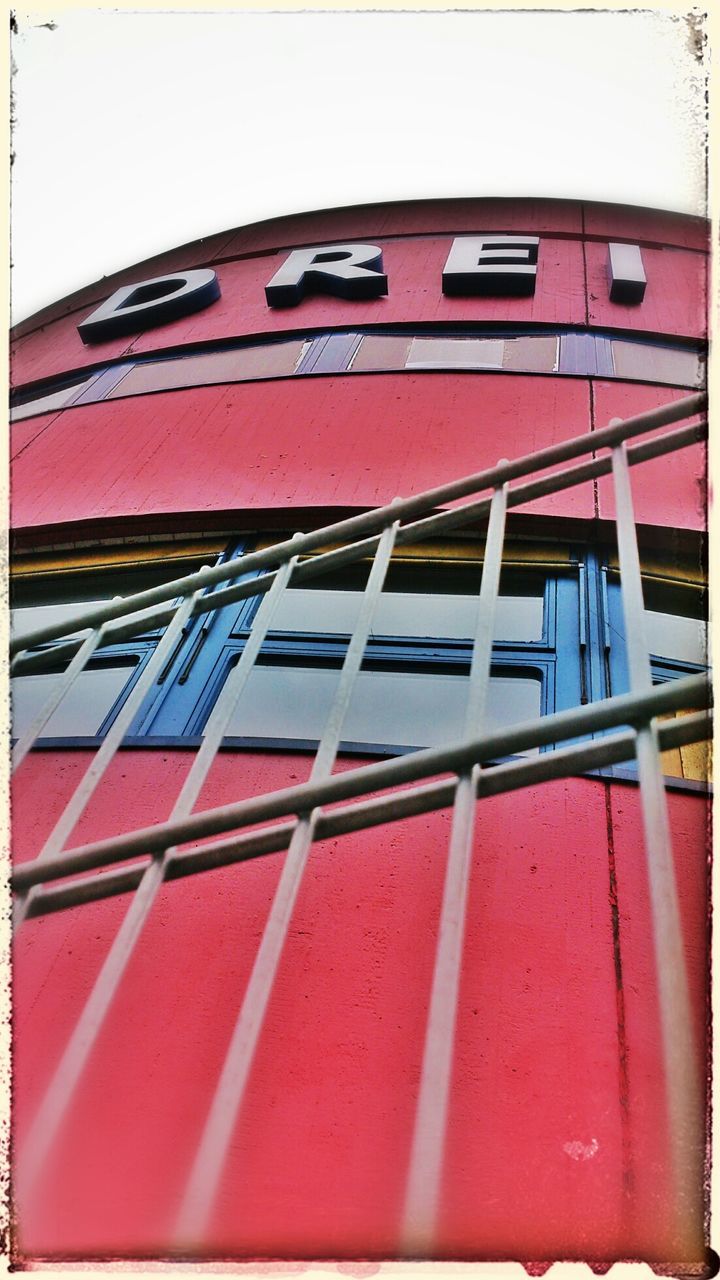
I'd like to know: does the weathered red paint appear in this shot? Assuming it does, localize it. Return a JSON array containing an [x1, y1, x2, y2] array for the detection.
[[594, 382, 707, 531], [12, 753, 707, 1258], [586, 242, 707, 339], [13, 198, 707, 345], [11, 374, 596, 533]]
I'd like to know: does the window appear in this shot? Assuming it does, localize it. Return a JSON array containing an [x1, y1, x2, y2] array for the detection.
[[603, 562, 709, 782], [12, 539, 706, 785], [10, 372, 97, 422], [10, 555, 213, 743], [611, 340, 705, 388], [103, 338, 310, 398], [140, 551, 582, 760]]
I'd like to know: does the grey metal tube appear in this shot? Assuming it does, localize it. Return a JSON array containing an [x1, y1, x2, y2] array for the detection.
[[611, 438, 704, 1253], [174, 519, 401, 1246], [403, 478, 508, 1253]]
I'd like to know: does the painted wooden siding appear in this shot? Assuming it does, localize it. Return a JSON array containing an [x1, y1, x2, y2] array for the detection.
[[586, 243, 707, 339]]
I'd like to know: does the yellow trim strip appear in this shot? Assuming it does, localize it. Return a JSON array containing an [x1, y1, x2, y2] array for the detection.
[[606, 552, 706, 588], [256, 536, 573, 568], [11, 539, 229, 579]]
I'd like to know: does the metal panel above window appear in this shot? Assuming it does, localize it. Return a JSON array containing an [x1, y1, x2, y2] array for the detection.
[[611, 340, 705, 388], [103, 339, 310, 398], [10, 329, 707, 422], [406, 337, 505, 369]]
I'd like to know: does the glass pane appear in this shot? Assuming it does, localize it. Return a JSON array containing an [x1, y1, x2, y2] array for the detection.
[[268, 570, 544, 641], [104, 340, 309, 397], [641, 580, 708, 666], [349, 334, 413, 372], [612, 341, 705, 388], [644, 609, 707, 666], [11, 561, 206, 648], [502, 335, 559, 373], [11, 600, 108, 646], [11, 666, 134, 738], [10, 377, 94, 422], [406, 337, 504, 369], [224, 664, 541, 753]]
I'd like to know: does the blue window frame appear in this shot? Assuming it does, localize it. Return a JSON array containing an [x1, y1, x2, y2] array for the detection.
[[12, 540, 706, 783], [602, 565, 708, 696], [10, 559, 212, 744], [592, 556, 709, 783], [136, 544, 584, 760]]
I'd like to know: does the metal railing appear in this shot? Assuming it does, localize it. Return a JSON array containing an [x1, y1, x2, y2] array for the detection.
[[11, 390, 710, 1256]]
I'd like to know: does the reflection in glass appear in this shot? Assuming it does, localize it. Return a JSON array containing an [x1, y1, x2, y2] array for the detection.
[[11, 600, 108, 646], [11, 666, 134, 739], [268, 585, 544, 642], [224, 664, 541, 753], [644, 610, 707, 666], [641, 580, 708, 666], [11, 562, 205, 648]]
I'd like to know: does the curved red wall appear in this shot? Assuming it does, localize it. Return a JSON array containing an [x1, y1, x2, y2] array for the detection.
[[11, 198, 709, 1263]]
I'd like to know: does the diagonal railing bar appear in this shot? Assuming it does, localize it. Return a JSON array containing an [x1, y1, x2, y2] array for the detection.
[[13, 674, 711, 897], [14, 555, 300, 1203], [402, 476, 508, 1253], [9, 600, 185, 678], [9, 394, 706, 658], [12, 624, 105, 771], [12, 588, 207, 931], [611, 435, 704, 1253], [175, 516, 401, 1246], [21, 709, 713, 922]]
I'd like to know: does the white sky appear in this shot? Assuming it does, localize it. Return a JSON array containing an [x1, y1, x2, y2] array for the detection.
[[10, 5, 709, 324]]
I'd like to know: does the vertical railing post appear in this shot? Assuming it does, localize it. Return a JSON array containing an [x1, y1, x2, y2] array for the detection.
[[15, 551, 301, 1203], [402, 472, 508, 1255], [174, 513, 402, 1248], [611, 435, 703, 1252]]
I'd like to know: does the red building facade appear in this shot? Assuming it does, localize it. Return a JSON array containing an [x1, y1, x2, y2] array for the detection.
[[10, 199, 710, 1265]]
